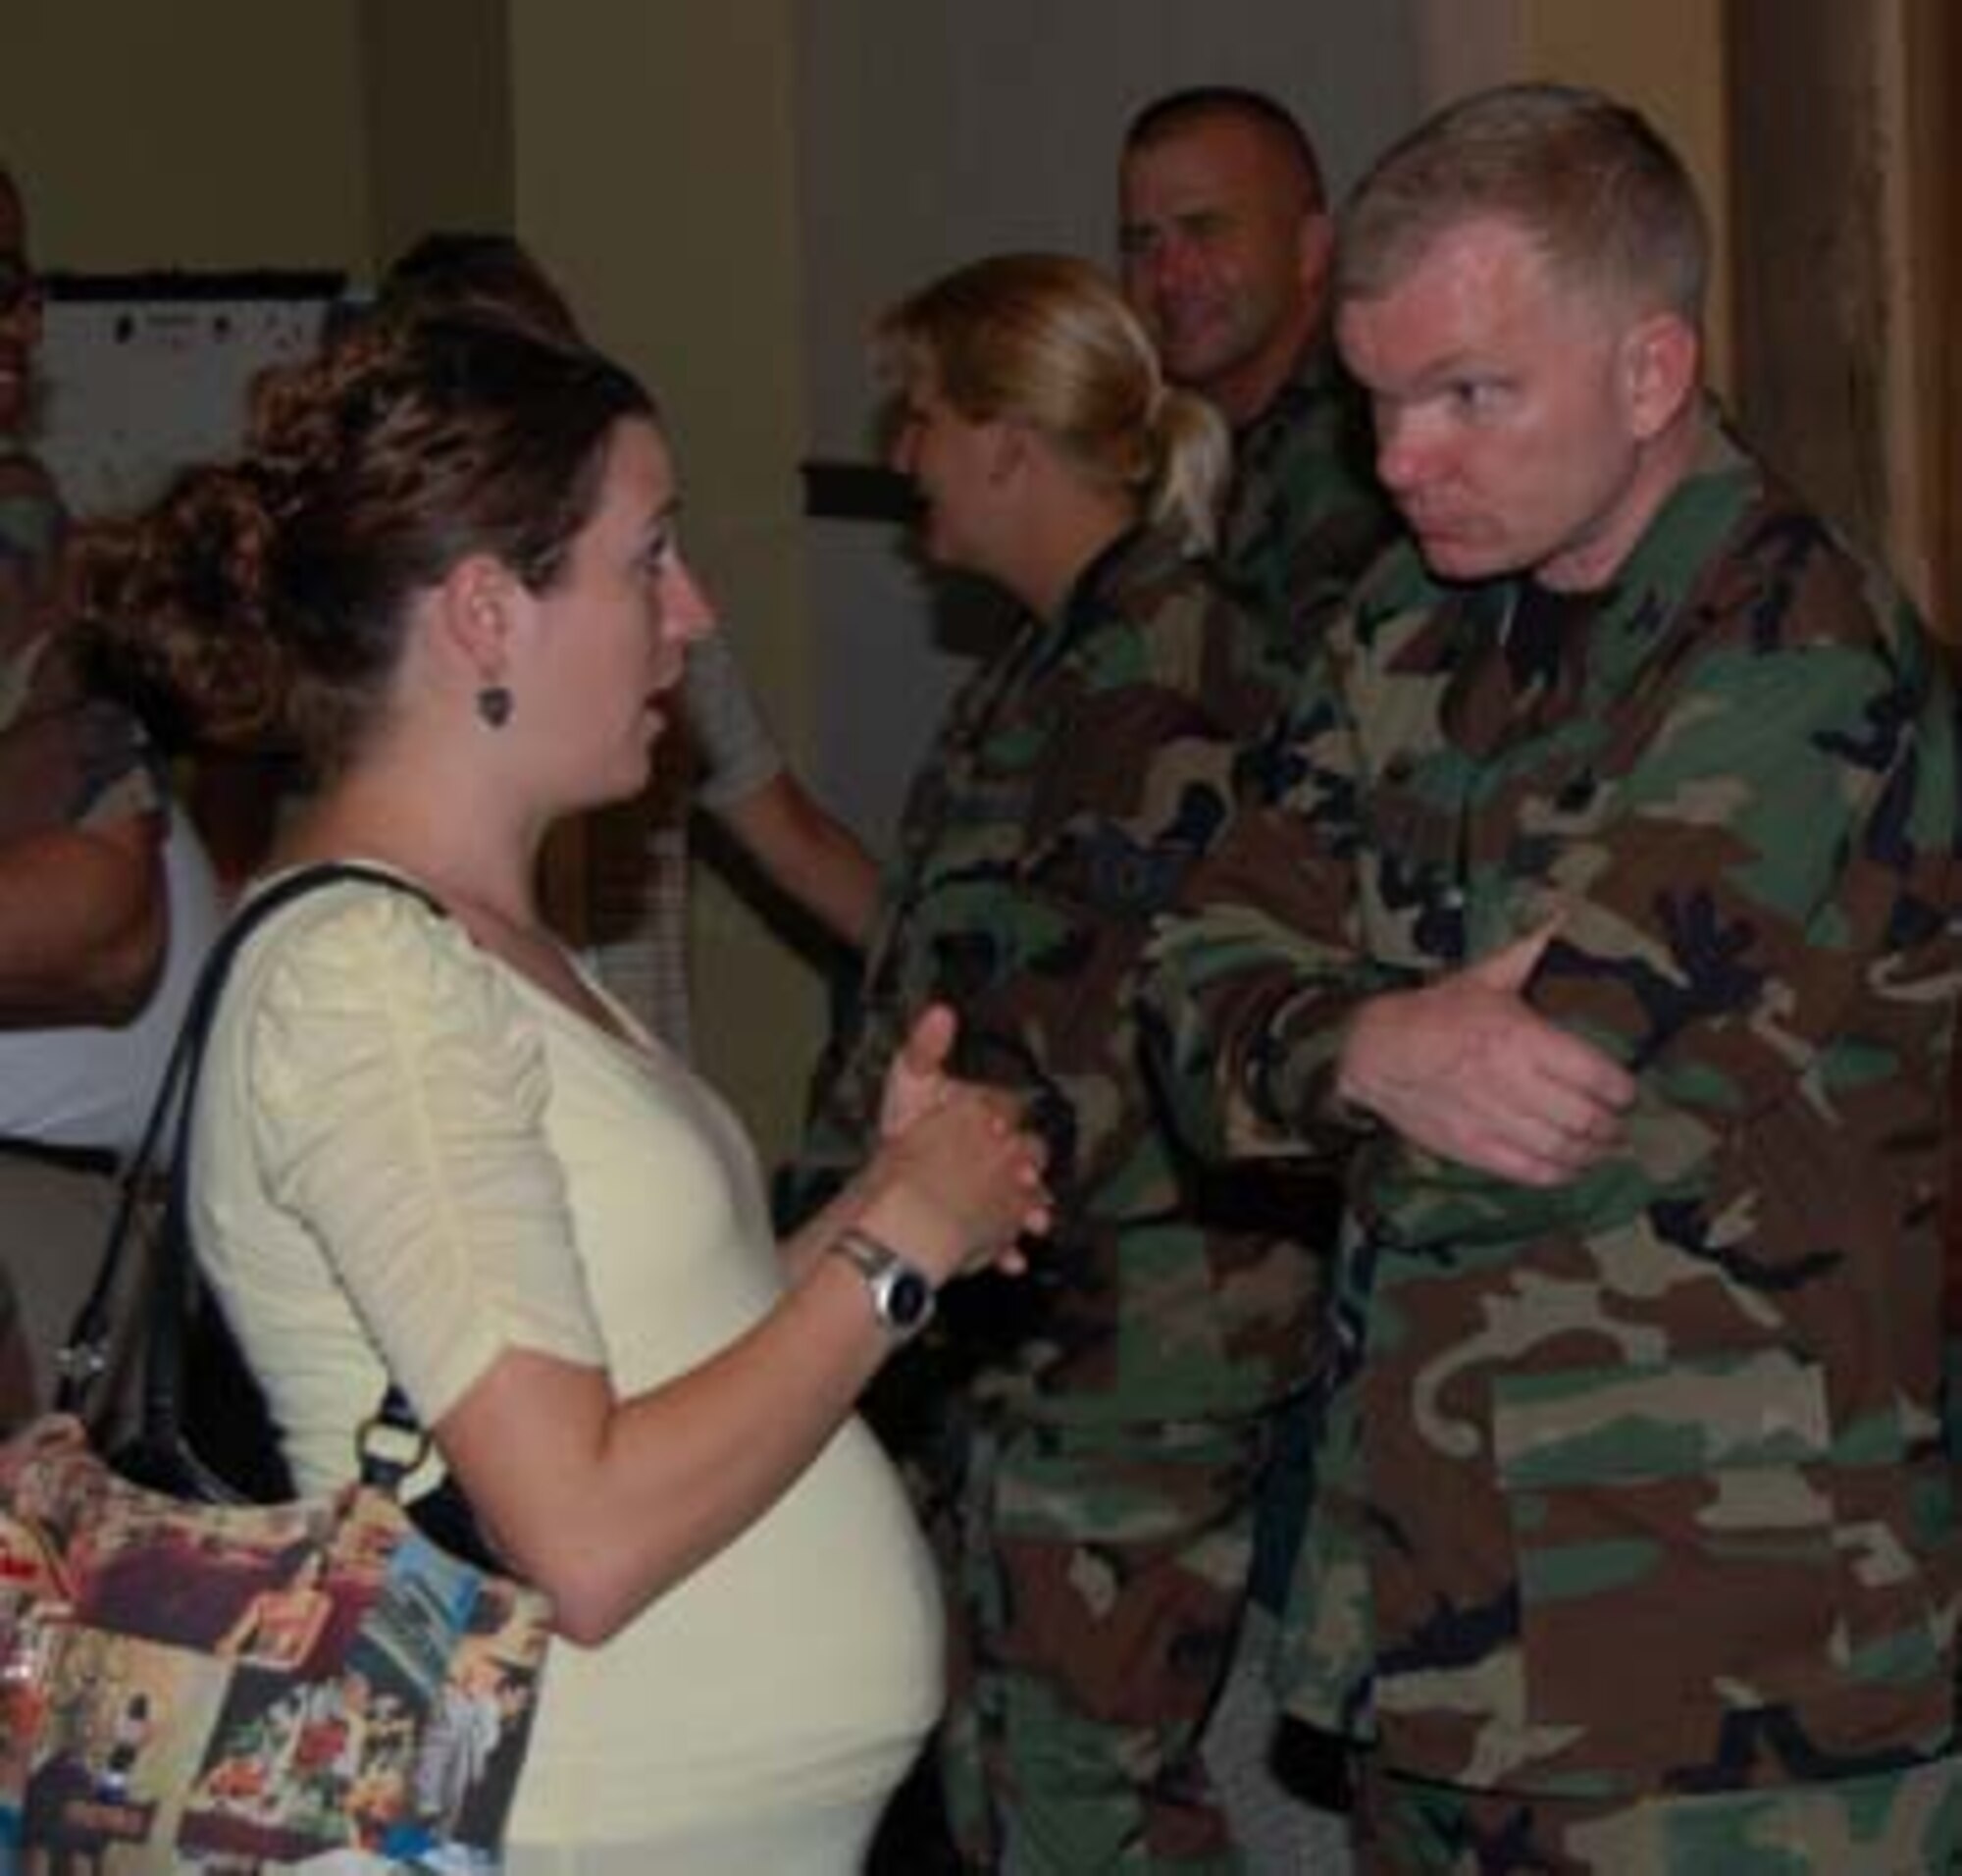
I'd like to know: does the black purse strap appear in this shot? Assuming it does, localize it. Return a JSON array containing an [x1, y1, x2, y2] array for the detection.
[[57, 861, 442, 1476]]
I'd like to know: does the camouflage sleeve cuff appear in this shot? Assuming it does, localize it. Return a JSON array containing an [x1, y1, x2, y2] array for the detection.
[[1251, 989, 1383, 1156], [1139, 940, 1386, 1170]]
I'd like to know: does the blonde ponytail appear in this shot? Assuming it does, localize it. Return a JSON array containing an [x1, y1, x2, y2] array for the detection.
[[1144, 386, 1231, 553]]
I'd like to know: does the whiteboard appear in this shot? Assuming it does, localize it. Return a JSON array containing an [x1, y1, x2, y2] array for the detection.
[[34, 271, 343, 520]]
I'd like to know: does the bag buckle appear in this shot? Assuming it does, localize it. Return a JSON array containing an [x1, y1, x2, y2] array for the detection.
[[52, 1340, 108, 1385], [355, 1409, 429, 1493]]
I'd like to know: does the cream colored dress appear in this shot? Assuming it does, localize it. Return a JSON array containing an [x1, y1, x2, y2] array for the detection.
[[188, 877, 944, 1869]]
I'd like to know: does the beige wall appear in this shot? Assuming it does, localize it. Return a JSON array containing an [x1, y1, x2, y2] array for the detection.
[[360, 0, 515, 274], [510, 0, 823, 1163], [5, 2, 368, 270], [6, 0, 518, 287]]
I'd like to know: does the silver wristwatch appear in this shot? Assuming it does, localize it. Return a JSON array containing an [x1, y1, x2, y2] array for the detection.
[[829, 1228, 936, 1341]]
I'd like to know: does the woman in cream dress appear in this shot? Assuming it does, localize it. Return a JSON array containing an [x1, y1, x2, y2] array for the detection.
[[80, 313, 1049, 1871]]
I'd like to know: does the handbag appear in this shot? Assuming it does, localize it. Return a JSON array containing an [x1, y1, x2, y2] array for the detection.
[[1, 862, 553, 1870]]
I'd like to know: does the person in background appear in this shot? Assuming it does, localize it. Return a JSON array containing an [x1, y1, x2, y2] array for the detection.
[[796, 252, 1318, 1869], [0, 162, 221, 1427], [1119, 86, 1392, 647], [77, 311, 1051, 1869], [1143, 82, 1962, 1869], [1121, 90, 1395, 1857]]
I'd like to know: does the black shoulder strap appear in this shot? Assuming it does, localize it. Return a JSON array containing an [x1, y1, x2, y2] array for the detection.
[[57, 861, 442, 1422]]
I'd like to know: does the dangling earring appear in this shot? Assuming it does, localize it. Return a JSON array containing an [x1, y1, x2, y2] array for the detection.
[[476, 684, 513, 729]]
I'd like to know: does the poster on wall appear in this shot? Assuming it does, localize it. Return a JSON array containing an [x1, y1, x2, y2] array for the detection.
[[33, 270, 345, 520]]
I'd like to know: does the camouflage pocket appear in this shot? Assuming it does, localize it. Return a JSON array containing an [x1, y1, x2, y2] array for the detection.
[[1491, 1349, 1949, 1786]]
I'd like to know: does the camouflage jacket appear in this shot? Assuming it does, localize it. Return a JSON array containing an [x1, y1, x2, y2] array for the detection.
[[1144, 416, 1962, 1793], [1215, 339, 1394, 661], [797, 524, 1322, 1425]]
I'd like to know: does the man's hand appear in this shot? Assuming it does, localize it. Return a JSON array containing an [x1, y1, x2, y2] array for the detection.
[[1337, 926, 1635, 1185]]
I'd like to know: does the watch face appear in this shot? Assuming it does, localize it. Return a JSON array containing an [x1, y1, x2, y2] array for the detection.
[[884, 1269, 934, 1330]]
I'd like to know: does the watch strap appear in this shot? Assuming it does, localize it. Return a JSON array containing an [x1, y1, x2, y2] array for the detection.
[[830, 1226, 936, 1339]]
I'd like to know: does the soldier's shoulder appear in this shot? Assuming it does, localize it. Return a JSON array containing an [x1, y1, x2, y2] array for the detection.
[[1700, 475, 1935, 673]]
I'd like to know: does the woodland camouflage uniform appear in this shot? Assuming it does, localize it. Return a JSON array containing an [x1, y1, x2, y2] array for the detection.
[[1215, 339, 1387, 675], [1145, 415, 1962, 1871], [798, 524, 1322, 1871], [1211, 337, 1394, 1632]]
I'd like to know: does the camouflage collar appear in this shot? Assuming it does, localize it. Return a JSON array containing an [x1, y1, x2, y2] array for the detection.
[[1568, 411, 1761, 705], [1061, 522, 1186, 624], [1237, 333, 1345, 443], [1360, 406, 1763, 709]]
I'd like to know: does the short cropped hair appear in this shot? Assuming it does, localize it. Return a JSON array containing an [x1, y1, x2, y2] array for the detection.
[[1338, 82, 1707, 325], [1123, 86, 1325, 215]]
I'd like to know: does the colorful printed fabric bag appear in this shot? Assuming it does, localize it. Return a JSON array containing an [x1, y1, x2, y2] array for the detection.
[[1, 1416, 550, 1872]]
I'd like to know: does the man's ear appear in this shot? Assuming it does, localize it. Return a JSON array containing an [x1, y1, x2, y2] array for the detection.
[[1622, 311, 1699, 442]]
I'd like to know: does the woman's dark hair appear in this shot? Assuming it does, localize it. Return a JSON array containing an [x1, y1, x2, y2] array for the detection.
[[377, 231, 583, 347], [77, 315, 655, 771]]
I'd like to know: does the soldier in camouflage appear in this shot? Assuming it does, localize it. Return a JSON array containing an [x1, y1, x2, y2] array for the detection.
[[1119, 87, 1390, 661], [793, 254, 1325, 1869], [1121, 97, 1394, 1840], [1142, 84, 1962, 1871]]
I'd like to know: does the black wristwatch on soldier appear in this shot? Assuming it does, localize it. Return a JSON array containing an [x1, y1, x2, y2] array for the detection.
[[829, 1227, 936, 1342]]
